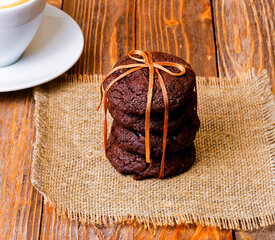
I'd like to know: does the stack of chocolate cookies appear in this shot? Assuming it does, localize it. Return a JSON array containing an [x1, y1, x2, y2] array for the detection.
[[103, 52, 200, 180]]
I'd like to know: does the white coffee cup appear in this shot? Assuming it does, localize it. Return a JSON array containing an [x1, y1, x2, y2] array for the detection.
[[0, 0, 46, 67]]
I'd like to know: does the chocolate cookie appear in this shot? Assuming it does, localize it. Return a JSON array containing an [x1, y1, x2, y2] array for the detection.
[[107, 135, 195, 180], [111, 113, 200, 157], [108, 92, 197, 132], [103, 52, 196, 114]]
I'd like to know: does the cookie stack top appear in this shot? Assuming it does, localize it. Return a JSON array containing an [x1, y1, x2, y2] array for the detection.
[[103, 52, 196, 115]]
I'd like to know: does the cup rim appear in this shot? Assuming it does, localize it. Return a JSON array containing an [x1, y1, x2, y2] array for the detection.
[[0, 0, 46, 29], [0, 0, 37, 12]]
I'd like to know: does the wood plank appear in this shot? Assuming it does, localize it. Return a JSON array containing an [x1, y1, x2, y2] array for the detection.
[[235, 225, 275, 240], [38, 0, 136, 239], [63, 0, 136, 75], [212, 0, 275, 91], [39, 203, 133, 240], [212, 0, 275, 238], [47, 0, 62, 8], [0, 91, 43, 240], [135, 0, 217, 77], [134, 224, 233, 240], [134, 0, 233, 238]]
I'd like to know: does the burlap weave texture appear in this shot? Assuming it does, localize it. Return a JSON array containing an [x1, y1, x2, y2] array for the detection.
[[32, 70, 275, 230]]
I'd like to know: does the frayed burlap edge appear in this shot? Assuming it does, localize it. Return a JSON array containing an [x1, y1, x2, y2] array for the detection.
[[31, 69, 275, 230]]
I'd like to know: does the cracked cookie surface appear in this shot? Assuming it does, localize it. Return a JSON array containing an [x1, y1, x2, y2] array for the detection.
[[103, 52, 196, 115]]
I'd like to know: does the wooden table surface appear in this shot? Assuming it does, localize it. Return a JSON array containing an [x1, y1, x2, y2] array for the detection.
[[0, 0, 274, 239]]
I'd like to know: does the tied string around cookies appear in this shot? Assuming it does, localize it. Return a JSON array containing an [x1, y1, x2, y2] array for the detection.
[[97, 50, 193, 178]]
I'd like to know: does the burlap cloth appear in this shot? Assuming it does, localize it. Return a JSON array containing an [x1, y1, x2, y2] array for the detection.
[[31, 70, 275, 230]]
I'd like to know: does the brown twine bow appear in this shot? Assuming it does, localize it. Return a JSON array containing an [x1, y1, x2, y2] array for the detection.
[[97, 50, 193, 178]]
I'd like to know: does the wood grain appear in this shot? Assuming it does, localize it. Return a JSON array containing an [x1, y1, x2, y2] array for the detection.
[[0, 91, 42, 240], [39, 203, 133, 240], [235, 225, 275, 240], [47, 0, 62, 8], [133, 224, 233, 240], [135, 0, 217, 77], [62, 0, 135, 76], [212, 0, 275, 91]]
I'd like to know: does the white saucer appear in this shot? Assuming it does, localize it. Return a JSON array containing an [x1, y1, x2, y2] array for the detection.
[[0, 4, 84, 92]]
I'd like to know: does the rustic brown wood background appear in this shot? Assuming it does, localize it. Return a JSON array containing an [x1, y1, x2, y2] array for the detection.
[[0, 0, 274, 239]]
